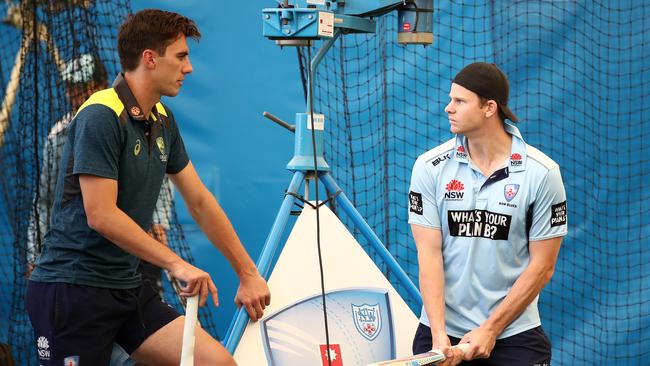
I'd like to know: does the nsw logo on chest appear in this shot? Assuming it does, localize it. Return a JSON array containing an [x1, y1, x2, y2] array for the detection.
[[444, 179, 465, 201]]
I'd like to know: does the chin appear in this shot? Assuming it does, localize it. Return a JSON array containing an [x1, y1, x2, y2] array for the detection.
[[163, 89, 180, 97]]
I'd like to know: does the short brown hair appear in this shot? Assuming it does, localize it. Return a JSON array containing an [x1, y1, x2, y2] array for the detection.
[[118, 9, 201, 71]]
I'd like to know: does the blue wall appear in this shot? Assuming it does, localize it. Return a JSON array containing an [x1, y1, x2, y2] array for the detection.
[[131, 1, 303, 332]]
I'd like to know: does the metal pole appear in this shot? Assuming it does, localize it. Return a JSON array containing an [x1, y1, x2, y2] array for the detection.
[[223, 171, 305, 353], [319, 172, 422, 307]]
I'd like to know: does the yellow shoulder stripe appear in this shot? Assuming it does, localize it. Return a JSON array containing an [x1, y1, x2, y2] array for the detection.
[[75, 88, 124, 117], [155, 102, 167, 116]]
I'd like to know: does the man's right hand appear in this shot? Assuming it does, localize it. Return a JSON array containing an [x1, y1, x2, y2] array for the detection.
[[169, 260, 218, 307], [431, 331, 463, 366]]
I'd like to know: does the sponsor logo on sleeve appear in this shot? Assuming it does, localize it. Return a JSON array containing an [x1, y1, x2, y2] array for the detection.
[[455, 145, 468, 159], [431, 153, 450, 167], [510, 153, 523, 167], [550, 201, 567, 227], [448, 209, 512, 240], [444, 179, 464, 201], [409, 191, 423, 215]]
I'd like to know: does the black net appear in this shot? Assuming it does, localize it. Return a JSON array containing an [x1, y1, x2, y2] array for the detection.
[[0, 1, 219, 364], [306, 1, 650, 364]]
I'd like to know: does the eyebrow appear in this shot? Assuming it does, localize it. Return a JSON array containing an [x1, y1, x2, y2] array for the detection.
[[176, 51, 189, 57]]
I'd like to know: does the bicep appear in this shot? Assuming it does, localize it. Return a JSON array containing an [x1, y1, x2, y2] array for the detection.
[[78, 174, 118, 213], [528, 236, 562, 271], [411, 224, 443, 257]]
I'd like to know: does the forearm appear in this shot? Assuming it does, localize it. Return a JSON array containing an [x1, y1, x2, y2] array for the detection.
[[411, 225, 447, 333], [482, 263, 553, 335], [89, 205, 182, 271], [419, 251, 447, 332], [188, 194, 257, 277]]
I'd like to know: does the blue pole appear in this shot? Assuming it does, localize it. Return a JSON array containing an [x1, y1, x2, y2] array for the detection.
[[319, 172, 422, 307], [306, 31, 341, 114], [223, 171, 305, 353]]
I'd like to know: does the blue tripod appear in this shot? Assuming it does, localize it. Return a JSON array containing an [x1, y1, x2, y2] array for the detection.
[[222, 30, 422, 353]]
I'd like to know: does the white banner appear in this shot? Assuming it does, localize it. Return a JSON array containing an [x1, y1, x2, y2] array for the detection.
[[234, 204, 419, 365]]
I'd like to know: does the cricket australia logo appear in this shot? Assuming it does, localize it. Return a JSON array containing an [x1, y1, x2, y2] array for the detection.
[[37, 336, 50, 360], [156, 137, 168, 162], [352, 303, 382, 341]]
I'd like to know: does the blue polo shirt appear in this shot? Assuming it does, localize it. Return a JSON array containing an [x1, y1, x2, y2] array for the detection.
[[31, 74, 189, 289], [408, 122, 567, 339]]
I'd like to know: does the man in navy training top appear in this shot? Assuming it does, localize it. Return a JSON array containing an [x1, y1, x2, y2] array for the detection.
[[27, 9, 270, 366]]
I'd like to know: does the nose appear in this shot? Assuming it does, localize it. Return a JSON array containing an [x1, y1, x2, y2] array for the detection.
[[445, 100, 454, 114], [183, 58, 193, 75]]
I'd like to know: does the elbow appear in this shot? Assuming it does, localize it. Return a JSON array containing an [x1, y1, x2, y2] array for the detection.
[[540, 266, 555, 285], [187, 191, 214, 220], [86, 208, 108, 232], [187, 199, 205, 220]]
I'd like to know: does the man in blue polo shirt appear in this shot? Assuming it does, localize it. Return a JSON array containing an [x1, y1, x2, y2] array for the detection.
[[409, 62, 567, 365], [26, 9, 270, 366]]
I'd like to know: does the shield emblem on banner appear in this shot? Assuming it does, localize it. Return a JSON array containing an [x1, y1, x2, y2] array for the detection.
[[504, 184, 520, 202], [352, 303, 382, 341], [261, 288, 395, 365]]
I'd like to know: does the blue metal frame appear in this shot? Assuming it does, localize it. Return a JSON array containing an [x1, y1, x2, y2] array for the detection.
[[224, 2, 426, 353], [223, 171, 304, 353], [319, 172, 421, 305]]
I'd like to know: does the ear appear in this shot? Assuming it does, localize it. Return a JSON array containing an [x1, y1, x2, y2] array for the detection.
[[142, 49, 156, 69], [484, 100, 498, 119]]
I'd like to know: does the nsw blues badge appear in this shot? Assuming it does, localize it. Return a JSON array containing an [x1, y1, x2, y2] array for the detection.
[[352, 303, 382, 341], [63, 355, 79, 366], [504, 184, 520, 202], [260, 288, 395, 365]]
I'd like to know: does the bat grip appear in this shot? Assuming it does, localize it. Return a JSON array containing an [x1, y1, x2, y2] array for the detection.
[[180, 295, 199, 366], [453, 343, 471, 354]]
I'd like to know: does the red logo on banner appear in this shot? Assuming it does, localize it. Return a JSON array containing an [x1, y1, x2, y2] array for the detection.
[[320, 344, 343, 366], [445, 179, 465, 191], [403, 22, 411, 31]]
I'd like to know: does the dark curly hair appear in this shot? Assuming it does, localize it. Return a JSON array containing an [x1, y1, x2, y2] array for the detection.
[[118, 9, 201, 71]]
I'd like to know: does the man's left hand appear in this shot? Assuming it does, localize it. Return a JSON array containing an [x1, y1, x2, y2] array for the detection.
[[235, 271, 271, 322], [459, 326, 497, 360]]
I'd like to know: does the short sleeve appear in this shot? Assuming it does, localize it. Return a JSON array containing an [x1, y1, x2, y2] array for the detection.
[[408, 157, 441, 228], [164, 108, 189, 174], [529, 166, 568, 241], [71, 105, 122, 179]]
